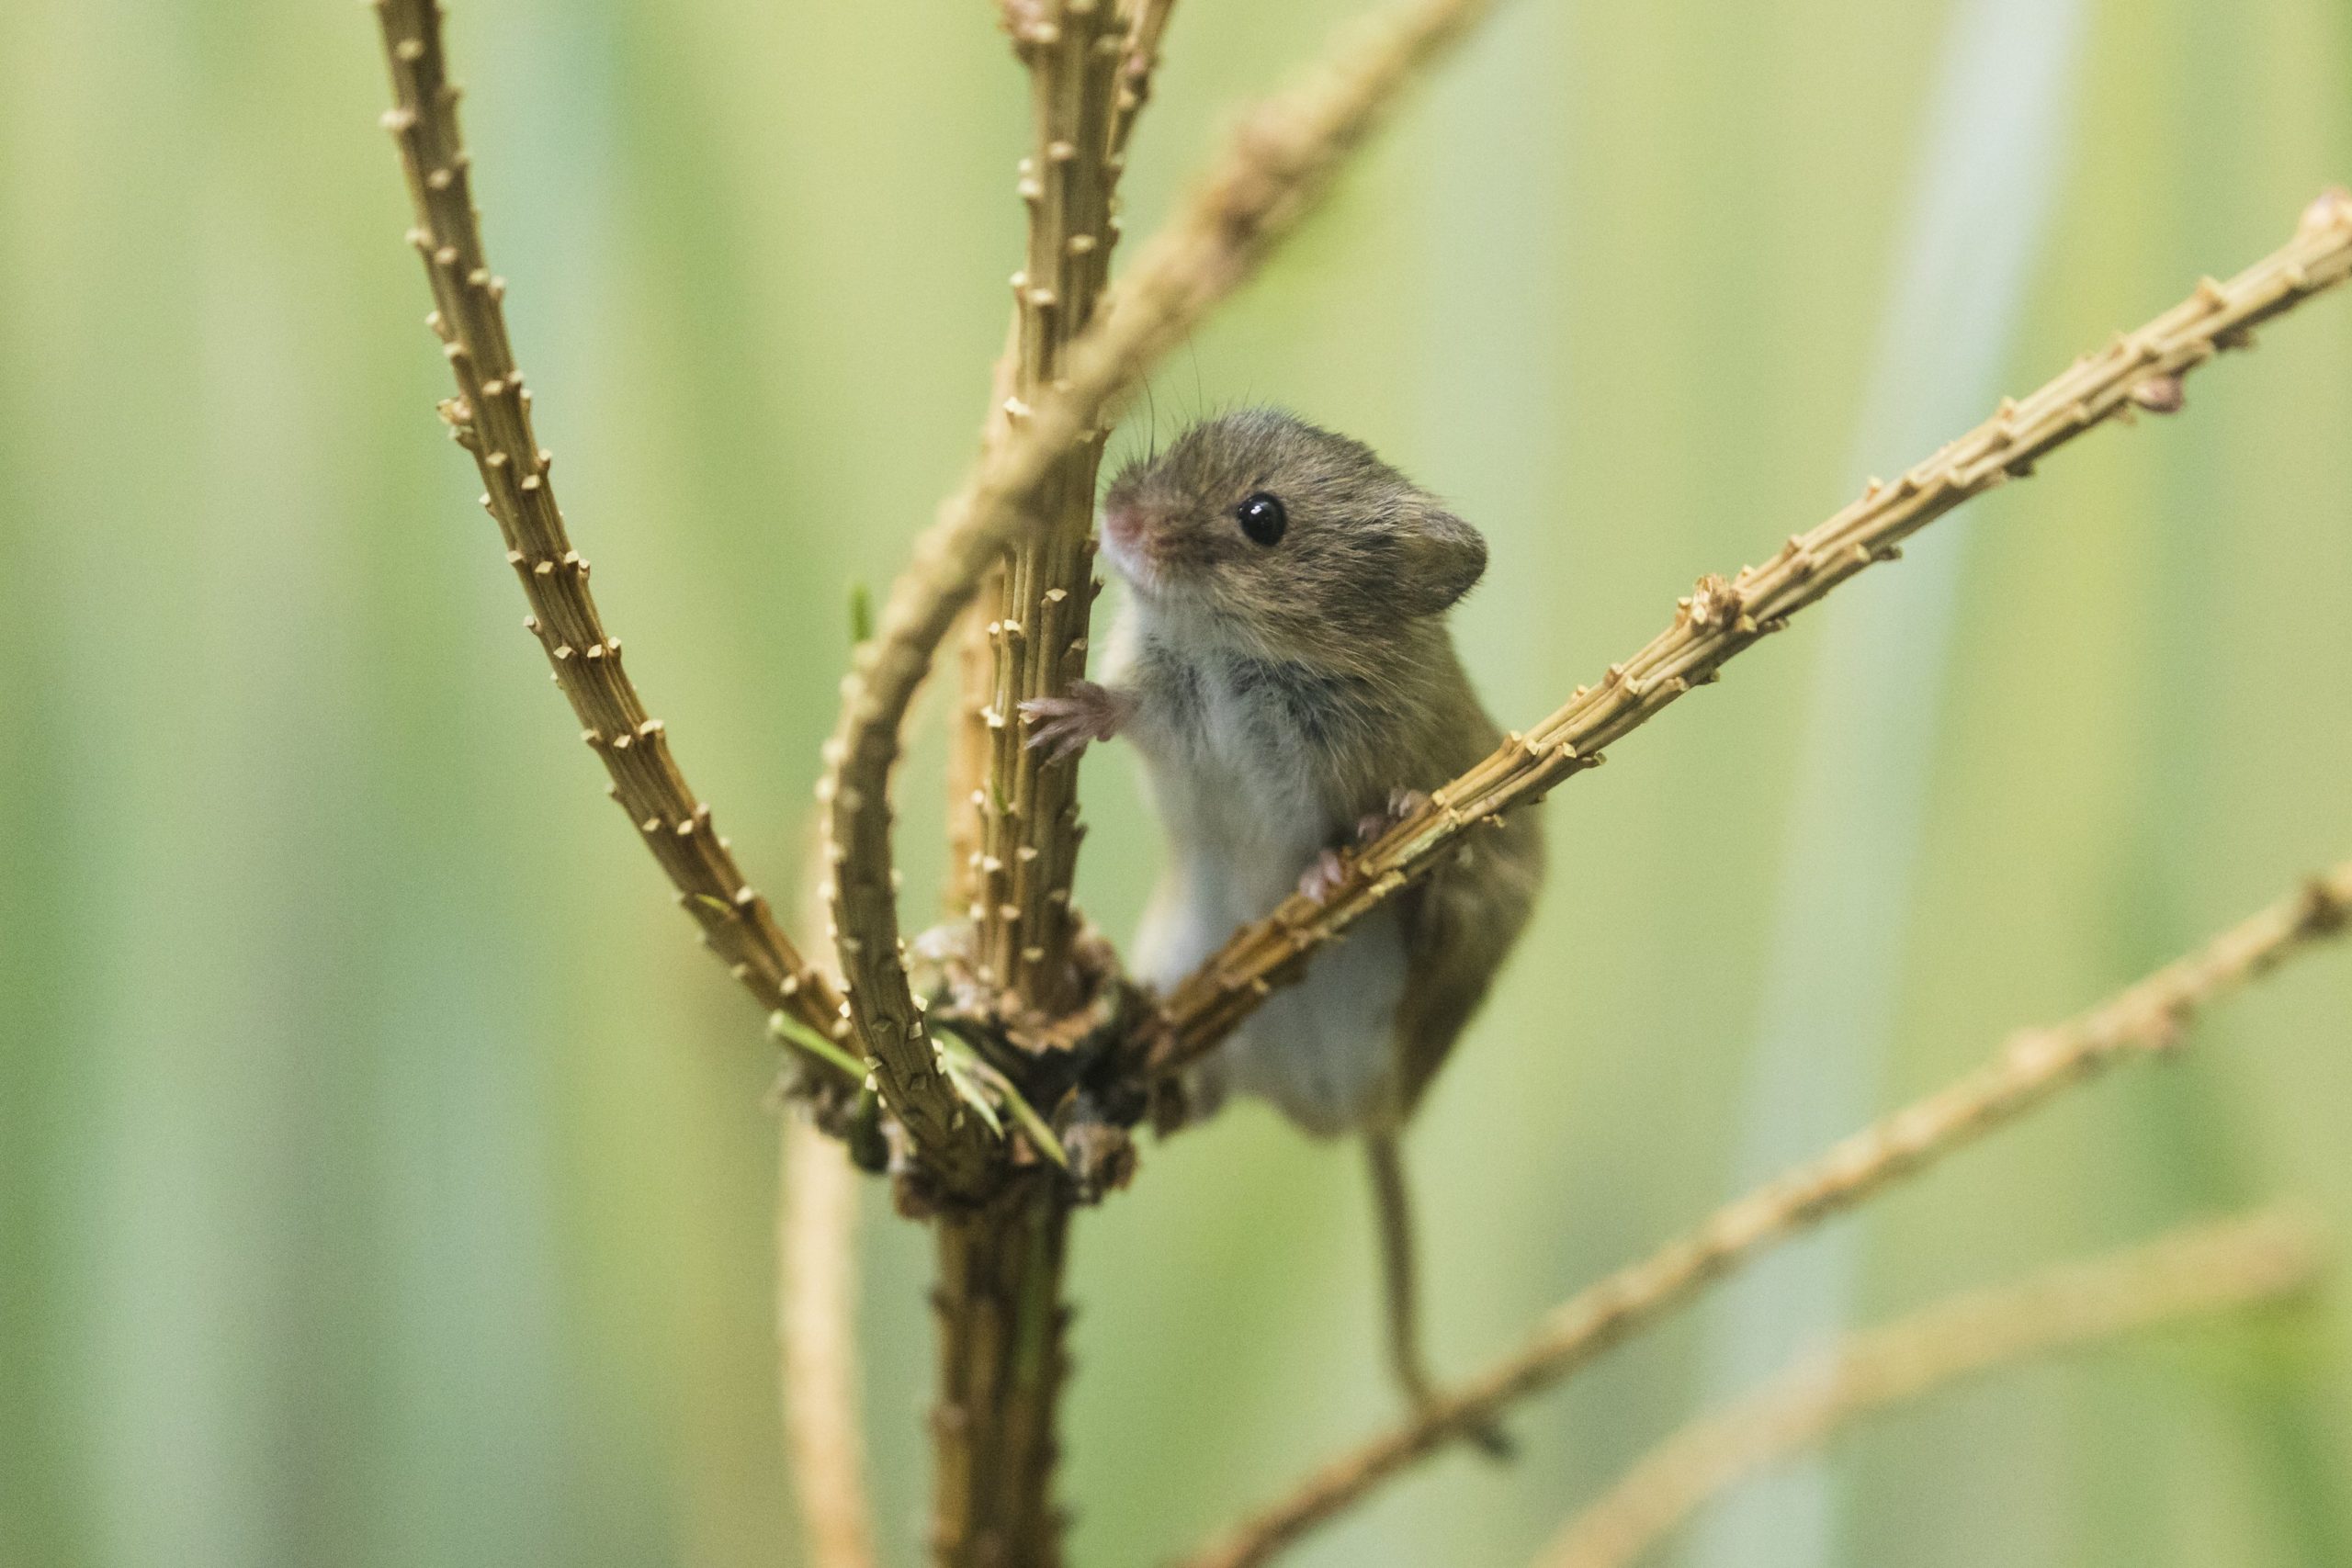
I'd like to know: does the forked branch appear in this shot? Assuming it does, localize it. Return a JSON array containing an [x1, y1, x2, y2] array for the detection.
[[369, 0, 853, 1069], [1535, 1210, 2325, 1568], [1177, 859, 2352, 1568], [369, 7, 2347, 1566], [822, 0, 1506, 1183], [1148, 189, 2352, 1078]]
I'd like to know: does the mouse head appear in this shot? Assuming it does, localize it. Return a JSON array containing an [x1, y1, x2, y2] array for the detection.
[[1098, 409, 1487, 657]]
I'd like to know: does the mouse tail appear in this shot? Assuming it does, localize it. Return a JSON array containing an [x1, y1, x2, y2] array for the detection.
[[1364, 1130, 1513, 1461]]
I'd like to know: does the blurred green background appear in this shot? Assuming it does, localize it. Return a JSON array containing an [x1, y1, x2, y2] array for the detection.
[[5, 1, 2352, 1564]]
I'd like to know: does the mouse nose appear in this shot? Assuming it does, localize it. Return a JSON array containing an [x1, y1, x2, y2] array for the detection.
[[1096, 502, 1158, 586]]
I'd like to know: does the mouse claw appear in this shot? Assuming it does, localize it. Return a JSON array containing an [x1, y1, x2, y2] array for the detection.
[[1297, 848, 1350, 903], [1355, 787, 1433, 847], [1020, 680, 1125, 764]]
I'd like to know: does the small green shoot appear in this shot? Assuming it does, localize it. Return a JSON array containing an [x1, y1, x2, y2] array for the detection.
[[769, 1010, 868, 1084], [931, 1023, 1070, 1169]]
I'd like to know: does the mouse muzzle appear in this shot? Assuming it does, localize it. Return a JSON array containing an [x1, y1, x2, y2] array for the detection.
[[1097, 501, 1161, 592]]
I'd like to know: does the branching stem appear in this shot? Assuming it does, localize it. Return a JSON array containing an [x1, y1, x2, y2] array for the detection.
[[1175, 860, 2352, 1568], [369, 10, 2352, 1568], [1534, 1210, 2325, 1568], [1148, 190, 2352, 1077], [822, 0, 1507, 1184], [368, 0, 853, 1069]]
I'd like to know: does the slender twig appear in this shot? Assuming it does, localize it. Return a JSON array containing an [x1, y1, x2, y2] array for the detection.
[[781, 1114, 880, 1568], [1148, 188, 2352, 1079], [779, 844, 880, 1568], [971, 0, 1131, 1015], [1534, 1210, 2326, 1568], [823, 0, 1507, 1180], [1174, 860, 2352, 1568], [944, 318, 1027, 923], [945, 592, 1002, 922], [368, 0, 852, 1069], [1107, 0, 1182, 168]]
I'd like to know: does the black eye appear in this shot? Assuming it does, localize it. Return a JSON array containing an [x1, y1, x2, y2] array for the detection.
[[1236, 491, 1287, 546]]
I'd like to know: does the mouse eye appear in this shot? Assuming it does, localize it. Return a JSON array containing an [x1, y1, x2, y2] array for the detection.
[[1236, 491, 1287, 547]]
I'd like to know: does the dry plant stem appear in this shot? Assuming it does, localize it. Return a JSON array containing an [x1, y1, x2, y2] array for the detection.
[[930, 1174, 1075, 1568], [944, 590, 1001, 919], [973, 0, 1127, 1012], [1177, 861, 2352, 1568], [1150, 188, 2352, 1077], [944, 320, 1026, 920], [959, 0, 1183, 991], [369, 0, 850, 1066], [1107, 0, 1182, 165], [781, 1115, 880, 1568], [781, 840, 882, 1568], [824, 0, 1506, 1172], [931, 15, 1131, 1560], [1535, 1210, 2325, 1568]]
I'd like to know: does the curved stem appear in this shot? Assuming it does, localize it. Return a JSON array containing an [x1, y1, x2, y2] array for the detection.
[[368, 0, 853, 1067]]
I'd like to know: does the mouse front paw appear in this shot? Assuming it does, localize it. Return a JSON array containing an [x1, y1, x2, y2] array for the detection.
[[1020, 680, 1126, 764]]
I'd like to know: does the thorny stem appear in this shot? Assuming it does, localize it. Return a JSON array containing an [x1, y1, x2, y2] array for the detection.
[[970, 0, 1131, 1016], [926, 12, 1138, 1562], [1175, 860, 2352, 1568], [370, 11, 2352, 1568], [368, 0, 853, 1070], [1147, 188, 2352, 1080], [1532, 1210, 2326, 1568], [943, 317, 1027, 922], [1106, 0, 1181, 167], [821, 0, 1506, 1185], [930, 1173, 1075, 1568]]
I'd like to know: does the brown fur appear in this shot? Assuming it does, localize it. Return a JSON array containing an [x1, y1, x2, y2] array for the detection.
[[1030, 409, 1546, 1446], [1097, 408, 1544, 1126]]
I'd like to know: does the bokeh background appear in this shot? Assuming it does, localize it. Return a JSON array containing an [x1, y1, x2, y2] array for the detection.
[[6, 0, 2352, 1564]]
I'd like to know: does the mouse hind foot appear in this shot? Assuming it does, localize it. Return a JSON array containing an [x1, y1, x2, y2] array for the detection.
[[1355, 786, 1432, 848], [1297, 788, 1435, 904]]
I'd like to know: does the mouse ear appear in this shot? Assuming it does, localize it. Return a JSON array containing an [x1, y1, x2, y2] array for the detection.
[[1398, 508, 1487, 616]]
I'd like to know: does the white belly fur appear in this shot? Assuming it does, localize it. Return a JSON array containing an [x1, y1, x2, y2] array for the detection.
[[1126, 745, 1407, 1138]]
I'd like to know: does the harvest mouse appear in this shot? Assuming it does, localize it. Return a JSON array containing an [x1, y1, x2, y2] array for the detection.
[[1022, 408, 1544, 1445]]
